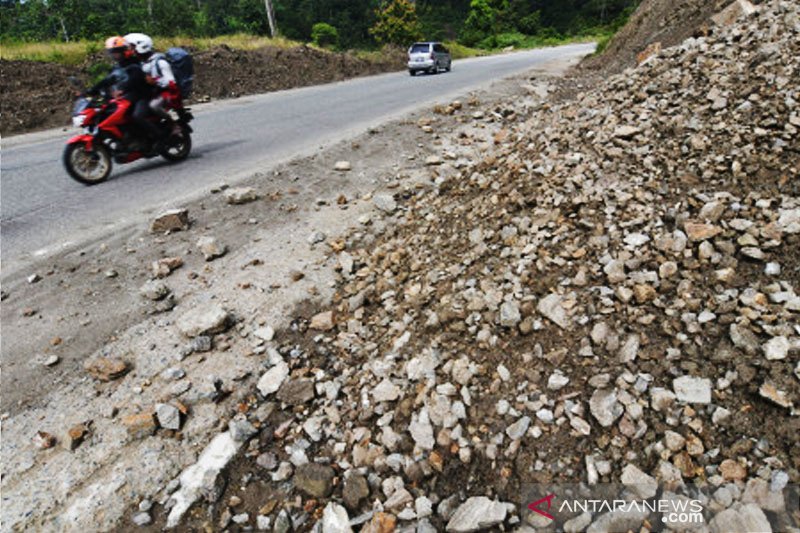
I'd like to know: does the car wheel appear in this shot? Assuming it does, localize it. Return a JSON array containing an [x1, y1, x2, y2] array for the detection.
[[409, 69, 416, 76], [446, 61, 452, 72]]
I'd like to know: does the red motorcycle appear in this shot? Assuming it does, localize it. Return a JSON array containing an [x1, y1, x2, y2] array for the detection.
[[63, 81, 193, 185]]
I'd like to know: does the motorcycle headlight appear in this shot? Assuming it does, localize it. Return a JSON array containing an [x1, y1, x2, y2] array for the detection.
[[72, 115, 85, 127]]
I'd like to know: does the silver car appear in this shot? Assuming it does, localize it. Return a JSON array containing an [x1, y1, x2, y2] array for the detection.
[[407, 42, 452, 76]]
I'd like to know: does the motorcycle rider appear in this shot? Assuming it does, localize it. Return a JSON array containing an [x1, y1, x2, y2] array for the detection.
[[86, 36, 154, 141], [124, 33, 182, 138]]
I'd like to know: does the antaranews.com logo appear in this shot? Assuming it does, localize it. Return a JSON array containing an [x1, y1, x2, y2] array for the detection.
[[522, 482, 799, 532]]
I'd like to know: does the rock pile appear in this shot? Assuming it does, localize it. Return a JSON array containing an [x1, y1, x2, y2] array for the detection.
[[160, 3, 799, 530]]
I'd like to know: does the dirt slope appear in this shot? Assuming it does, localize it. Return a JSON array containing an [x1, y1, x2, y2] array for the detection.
[[580, 0, 734, 74], [0, 45, 405, 137]]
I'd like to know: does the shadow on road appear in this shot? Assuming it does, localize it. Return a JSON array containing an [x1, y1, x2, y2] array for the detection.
[[107, 139, 244, 182]]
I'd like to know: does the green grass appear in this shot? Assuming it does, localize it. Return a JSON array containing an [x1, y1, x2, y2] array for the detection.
[[0, 33, 304, 64]]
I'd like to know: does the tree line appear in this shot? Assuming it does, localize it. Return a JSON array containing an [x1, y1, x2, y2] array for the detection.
[[0, 0, 638, 50]]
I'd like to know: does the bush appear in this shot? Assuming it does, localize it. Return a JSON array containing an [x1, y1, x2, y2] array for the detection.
[[311, 22, 339, 49]]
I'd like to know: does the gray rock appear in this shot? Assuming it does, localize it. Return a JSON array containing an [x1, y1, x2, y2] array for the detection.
[[374, 194, 398, 213], [730, 323, 760, 354], [763, 336, 789, 360], [709, 503, 771, 533], [257, 452, 278, 470], [499, 301, 521, 327], [132, 512, 152, 526], [620, 463, 657, 498], [273, 509, 292, 533], [537, 294, 569, 329], [590, 388, 624, 427], [415, 496, 433, 519], [177, 305, 231, 337], [673, 376, 712, 404], [547, 372, 570, 390], [322, 502, 352, 533], [619, 334, 640, 363], [140, 280, 170, 301], [197, 236, 227, 261], [229, 415, 257, 442], [446, 497, 508, 532], [587, 508, 649, 533], [308, 231, 327, 245], [257, 360, 289, 396], [155, 403, 181, 430], [294, 463, 335, 498], [334, 161, 352, 171], [506, 416, 531, 440], [225, 187, 259, 205], [564, 512, 592, 533], [372, 378, 402, 402], [409, 408, 435, 450]]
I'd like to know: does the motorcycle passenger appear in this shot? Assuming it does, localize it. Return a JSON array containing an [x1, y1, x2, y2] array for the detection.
[[124, 33, 182, 138], [87, 36, 161, 150]]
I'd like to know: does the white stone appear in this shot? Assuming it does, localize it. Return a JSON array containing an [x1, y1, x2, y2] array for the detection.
[[373, 378, 402, 402], [257, 360, 289, 397], [321, 502, 352, 532], [763, 336, 789, 360], [673, 376, 712, 404], [167, 432, 243, 527], [537, 294, 569, 329], [446, 497, 508, 532], [506, 416, 531, 440]]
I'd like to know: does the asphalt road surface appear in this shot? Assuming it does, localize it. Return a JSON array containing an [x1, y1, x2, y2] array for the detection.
[[1, 43, 594, 274]]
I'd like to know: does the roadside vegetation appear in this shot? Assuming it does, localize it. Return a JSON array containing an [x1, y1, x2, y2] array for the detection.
[[1, 0, 638, 65]]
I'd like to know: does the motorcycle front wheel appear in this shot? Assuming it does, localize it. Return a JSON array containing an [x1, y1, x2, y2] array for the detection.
[[63, 143, 112, 185], [160, 127, 192, 162]]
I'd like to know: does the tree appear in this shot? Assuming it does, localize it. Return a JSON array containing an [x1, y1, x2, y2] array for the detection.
[[369, 0, 422, 47], [311, 22, 338, 48]]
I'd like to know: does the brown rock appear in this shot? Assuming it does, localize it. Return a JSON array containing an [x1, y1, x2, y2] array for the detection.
[[152, 257, 184, 278], [684, 222, 722, 242], [342, 474, 370, 510], [123, 412, 157, 440], [33, 431, 57, 450], [63, 423, 90, 451], [150, 208, 190, 233], [84, 357, 129, 381], [636, 42, 661, 64], [310, 311, 335, 331], [759, 382, 793, 409], [361, 512, 397, 533], [633, 284, 657, 304], [293, 463, 335, 498], [720, 459, 747, 481], [277, 379, 315, 405]]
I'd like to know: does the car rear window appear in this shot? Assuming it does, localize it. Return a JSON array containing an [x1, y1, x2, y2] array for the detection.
[[410, 44, 430, 53]]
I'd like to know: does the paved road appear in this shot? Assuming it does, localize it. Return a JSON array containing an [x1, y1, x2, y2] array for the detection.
[[0, 43, 594, 274]]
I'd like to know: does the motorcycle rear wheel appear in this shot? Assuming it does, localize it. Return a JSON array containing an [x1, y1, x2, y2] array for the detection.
[[63, 143, 112, 185], [160, 127, 192, 162]]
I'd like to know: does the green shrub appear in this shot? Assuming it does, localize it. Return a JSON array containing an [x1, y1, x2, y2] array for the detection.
[[311, 22, 339, 49]]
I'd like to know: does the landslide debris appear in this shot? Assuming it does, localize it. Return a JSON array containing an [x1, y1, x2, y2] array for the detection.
[[153, 2, 798, 531]]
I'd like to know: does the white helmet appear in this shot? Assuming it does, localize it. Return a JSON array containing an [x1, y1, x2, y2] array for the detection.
[[124, 32, 153, 55]]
